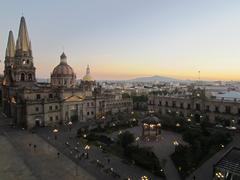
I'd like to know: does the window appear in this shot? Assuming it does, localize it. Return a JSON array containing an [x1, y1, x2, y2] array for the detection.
[[158, 101, 162, 106], [225, 106, 231, 114], [196, 103, 200, 111], [238, 108, 240, 114], [180, 103, 183, 109], [187, 104, 191, 109], [49, 116, 53, 121], [55, 116, 58, 120], [206, 105, 210, 112], [215, 106, 219, 113], [36, 94, 41, 100], [165, 101, 169, 107], [28, 74, 32, 81], [55, 105, 58, 110], [91, 111, 94, 115], [172, 101, 176, 108], [35, 107, 39, 112], [49, 106, 52, 111], [87, 112, 90, 115], [87, 103, 89, 107], [49, 94, 53, 99], [20, 73, 25, 81]]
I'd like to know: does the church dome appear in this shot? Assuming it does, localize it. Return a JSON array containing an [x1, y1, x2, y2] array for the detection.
[[82, 65, 94, 81], [51, 52, 76, 88], [52, 53, 75, 77]]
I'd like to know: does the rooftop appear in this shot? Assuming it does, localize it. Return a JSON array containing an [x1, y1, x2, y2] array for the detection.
[[215, 147, 240, 175]]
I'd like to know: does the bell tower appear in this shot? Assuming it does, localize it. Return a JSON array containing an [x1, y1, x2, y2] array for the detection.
[[12, 16, 36, 86]]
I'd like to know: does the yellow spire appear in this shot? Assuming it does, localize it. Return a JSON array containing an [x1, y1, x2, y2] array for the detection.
[[16, 16, 30, 51], [5, 31, 15, 57]]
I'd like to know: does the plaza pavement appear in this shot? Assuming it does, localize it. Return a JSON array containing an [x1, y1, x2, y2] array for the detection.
[[0, 135, 37, 180], [36, 124, 161, 180], [0, 110, 96, 180]]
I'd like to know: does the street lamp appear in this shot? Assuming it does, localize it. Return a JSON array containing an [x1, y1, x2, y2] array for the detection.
[[53, 128, 59, 140], [68, 121, 73, 131], [141, 176, 148, 180], [136, 136, 140, 146], [173, 140, 179, 151], [84, 145, 90, 159]]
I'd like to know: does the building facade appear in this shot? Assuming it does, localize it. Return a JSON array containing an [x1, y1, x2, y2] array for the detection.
[[2, 16, 132, 129], [148, 87, 240, 126]]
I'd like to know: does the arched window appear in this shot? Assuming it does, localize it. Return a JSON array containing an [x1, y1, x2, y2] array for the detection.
[[28, 74, 32, 81], [20, 73, 25, 81]]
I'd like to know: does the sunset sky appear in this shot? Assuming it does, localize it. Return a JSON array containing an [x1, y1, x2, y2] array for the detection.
[[1, 0, 240, 80]]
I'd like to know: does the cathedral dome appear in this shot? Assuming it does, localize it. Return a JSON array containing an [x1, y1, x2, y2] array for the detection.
[[51, 52, 76, 88], [82, 65, 94, 81], [52, 53, 75, 77]]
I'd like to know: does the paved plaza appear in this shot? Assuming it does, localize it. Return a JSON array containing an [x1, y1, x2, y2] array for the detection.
[[36, 124, 161, 180], [111, 126, 186, 180]]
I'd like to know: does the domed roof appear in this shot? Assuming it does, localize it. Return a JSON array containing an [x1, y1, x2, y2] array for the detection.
[[52, 63, 74, 76], [82, 65, 94, 81], [52, 52, 75, 77]]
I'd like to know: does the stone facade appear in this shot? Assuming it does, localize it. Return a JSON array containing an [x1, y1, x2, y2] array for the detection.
[[148, 88, 240, 126], [2, 16, 133, 129]]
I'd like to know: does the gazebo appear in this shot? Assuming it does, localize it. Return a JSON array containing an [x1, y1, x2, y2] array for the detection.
[[142, 116, 162, 139]]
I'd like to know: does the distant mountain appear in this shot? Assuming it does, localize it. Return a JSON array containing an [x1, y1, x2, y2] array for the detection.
[[128, 75, 179, 82]]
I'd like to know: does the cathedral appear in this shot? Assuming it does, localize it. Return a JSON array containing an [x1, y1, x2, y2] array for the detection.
[[2, 17, 132, 129]]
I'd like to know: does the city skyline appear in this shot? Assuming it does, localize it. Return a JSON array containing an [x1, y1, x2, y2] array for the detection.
[[1, 0, 240, 80]]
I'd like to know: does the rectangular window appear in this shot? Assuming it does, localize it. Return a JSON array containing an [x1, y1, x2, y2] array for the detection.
[[49, 106, 52, 110], [91, 111, 94, 115], [206, 105, 210, 112], [180, 103, 183, 109], [55, 105, 58, 110], [215, 106, 219, 113], [187, 104, 191, 109], [165, 101, 169, 107], [55, 116, 58, 120], [196, 104, 200, 111], [35, 107, 39, 112], [172, 101, 176, 108], [36, 94, 41, 100], [225, 106, 231, 114], [49, 94, 53, 99], [158, 101, 162, 106], [87, 112, 90, 115], [49, 116, 53, 121]]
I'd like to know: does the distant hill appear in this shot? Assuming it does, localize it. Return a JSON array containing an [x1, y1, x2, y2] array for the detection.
[[128, 75, 179, 82]]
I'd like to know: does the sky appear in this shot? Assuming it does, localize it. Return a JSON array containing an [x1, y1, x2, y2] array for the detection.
[[1, 0, 240, 80]]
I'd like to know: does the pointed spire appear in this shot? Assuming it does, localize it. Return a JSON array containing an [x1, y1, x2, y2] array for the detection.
[[16, 16, 30, 51], [6, 31, 15, 57], [86, 64, 90, 75], [60, 52, 67, 64]]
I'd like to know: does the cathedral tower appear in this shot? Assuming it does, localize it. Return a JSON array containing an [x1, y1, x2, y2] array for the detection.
[[12, 16, 36, 86]]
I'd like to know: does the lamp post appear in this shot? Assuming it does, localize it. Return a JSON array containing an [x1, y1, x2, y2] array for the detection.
[[173, 140, 179, 151], [136, 136, 140, 147], [84, 145, 90, 159], [68, 121, 73, 132], [53, 128, 58, 140]]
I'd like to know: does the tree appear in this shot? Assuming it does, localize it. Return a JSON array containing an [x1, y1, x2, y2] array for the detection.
[[118, 131, 135, 148]]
